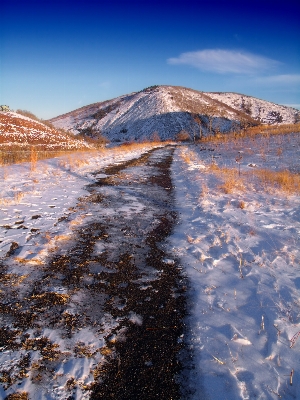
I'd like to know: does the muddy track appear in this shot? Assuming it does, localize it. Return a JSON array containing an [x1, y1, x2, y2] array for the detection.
[[88, 147, 187, 399], [2, 146, 188, 398]]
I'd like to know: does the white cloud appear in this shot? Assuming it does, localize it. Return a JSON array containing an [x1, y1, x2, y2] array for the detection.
[[167, 49, 280, 74]]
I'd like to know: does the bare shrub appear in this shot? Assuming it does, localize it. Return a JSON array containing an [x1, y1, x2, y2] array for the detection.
[[238, 201, 246, 209], [176, 130, 191, 142], [16, 109, 39, 121]]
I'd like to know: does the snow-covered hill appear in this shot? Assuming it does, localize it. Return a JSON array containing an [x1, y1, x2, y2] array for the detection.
[[0, 112, 92, 150], [207, 91, 300, 125], [49, 86, 300, 142]]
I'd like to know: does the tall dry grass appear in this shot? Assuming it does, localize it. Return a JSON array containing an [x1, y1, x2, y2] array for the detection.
[[0, 141, 166, 167], [208, 164, 246, 194], [208, 164, 300, 195], [0, 147, 95, 166], [201, 122, 300, 143], [253, 169, 300, 194]]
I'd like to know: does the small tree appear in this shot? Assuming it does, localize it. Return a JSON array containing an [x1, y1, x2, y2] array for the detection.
[[0, 105, 10, 112], [192, 113, 203, 141], [176, 130, 191, 142]]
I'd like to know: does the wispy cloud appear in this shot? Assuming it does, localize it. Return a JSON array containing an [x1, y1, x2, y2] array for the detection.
[[167, 49, 280, 74]]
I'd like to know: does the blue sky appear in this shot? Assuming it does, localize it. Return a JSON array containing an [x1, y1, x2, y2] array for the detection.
[[1, 0, 299, 119]]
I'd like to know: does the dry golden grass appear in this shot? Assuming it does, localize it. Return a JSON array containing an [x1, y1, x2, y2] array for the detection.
[[5, 393, 29, 400], [238, 200, 246, 209], [54, 234, 70, 242], [69, 215, 85, 227], [58, 154, 93, 170], [208, 164, 246, 194], [179, 147, 202, 166], [99, 346, 113, 356], [0, 273, 28, 286], [0, 191, 24, 206], [201, 122, 300, 144], [253, 169, 300, 194], [0, 141, 164, 167], [30, 147, 38, 172], [14, 257, 44, 265], [29, 292, 69, 306], [112, 140, 166, 155], [0, 147, 88, 166], [206, 163, 300, 195]]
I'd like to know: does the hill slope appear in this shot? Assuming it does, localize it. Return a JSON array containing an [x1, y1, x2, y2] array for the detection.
[[0, 111, 92, 149], [207, 91, 300, 124], [49, 86, 300, 142]]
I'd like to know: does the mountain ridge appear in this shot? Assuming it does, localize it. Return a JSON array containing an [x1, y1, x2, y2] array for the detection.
[[49, 85, 300, 142]]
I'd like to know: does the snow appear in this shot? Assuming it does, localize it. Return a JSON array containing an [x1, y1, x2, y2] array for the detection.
[[0, 111, 91, 149], [0, 143, 162, 399], [170, 133, 300, 399], [207, 92, 299, 125], [1, 132, 299, 399], [50, 86, 300, 143]]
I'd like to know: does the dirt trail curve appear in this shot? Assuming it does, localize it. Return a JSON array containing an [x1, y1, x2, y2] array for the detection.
[[48, 146, 188, 399]]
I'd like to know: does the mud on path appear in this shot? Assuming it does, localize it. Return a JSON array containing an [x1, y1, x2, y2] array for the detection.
[[86, 146, 188, 399], [0, 146, 188, 399]]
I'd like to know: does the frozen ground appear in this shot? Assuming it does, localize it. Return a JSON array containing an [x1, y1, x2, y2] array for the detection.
[[172, 133, 300, 399], [0, 133, 299, 399]]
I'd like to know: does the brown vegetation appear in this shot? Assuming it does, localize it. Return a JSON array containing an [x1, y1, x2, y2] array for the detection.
[[176, 130, 191, 142], [0, 112, 93, 165], [208, 164, 300, 195], [202, 122, 300, 143], [253, 168, 300, 194]]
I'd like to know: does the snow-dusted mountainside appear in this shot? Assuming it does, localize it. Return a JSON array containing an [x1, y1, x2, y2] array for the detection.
[[49, 86, 300, 142], [207, 91, 300, 124], [0, 112, 92, 149]]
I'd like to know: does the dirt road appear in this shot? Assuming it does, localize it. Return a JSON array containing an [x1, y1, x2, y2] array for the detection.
[[42, 146, 188, 399], [0, 146, 189, 399], [86, 146, 188, 398]]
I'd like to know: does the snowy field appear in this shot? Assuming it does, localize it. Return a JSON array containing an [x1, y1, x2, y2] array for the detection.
[[172, 133, 300, 399], [0, 133, 299, 399]]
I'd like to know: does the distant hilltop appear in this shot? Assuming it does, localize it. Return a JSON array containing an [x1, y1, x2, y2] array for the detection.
[[49, 85, 300, 142]]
